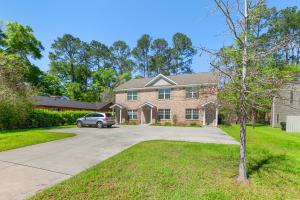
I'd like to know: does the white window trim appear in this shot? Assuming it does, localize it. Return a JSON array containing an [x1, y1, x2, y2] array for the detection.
[[186, 86, 199, 99], [128, 109, 137, 120], [127, 91, 138, 101], [158, 109, 171, 120], [185, 109, 199, 120], [158, 88, 171, 100]]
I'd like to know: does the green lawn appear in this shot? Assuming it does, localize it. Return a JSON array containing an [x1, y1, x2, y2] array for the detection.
[[30, 125, 300, 200], [0, 126, 75, 152]]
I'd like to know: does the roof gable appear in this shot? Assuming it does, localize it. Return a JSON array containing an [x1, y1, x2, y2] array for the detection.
[[144, 74, 177, 87]]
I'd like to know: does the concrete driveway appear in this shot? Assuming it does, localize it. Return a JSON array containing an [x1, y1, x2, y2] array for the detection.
[[0, 125, 238, 200]]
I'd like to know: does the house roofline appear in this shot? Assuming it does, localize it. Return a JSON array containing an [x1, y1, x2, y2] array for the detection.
[[114, 83, 218, 92]]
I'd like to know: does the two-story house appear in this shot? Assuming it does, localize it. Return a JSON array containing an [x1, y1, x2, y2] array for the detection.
[[271, 82, 300, 128], [110, 72, 219, 126]]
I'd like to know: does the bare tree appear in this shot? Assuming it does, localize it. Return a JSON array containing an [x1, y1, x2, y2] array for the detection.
[[202, 0, 298, 182], [239, 0, 248, 182]]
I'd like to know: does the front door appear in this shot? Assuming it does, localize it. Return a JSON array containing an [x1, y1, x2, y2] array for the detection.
[[205, 104, 216, 126], [142, 106, 151, 124]]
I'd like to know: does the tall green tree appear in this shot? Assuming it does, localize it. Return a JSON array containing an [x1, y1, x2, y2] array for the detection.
[[4, 22, 44, 62], [132, 34, 152, 77], [268, 7, 300, 64], [150, 38, 170, 76], [49, 34, 84, 83], [89, 68, 131, 101], [89, 40, 111, 70], [49, 34, 92, 100], [110, 40, 135, 74], [170, 33, 196, 74], [37, 73, 65, 96]]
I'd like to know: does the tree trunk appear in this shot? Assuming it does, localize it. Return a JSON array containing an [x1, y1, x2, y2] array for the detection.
[[238, 0, 248, 182]]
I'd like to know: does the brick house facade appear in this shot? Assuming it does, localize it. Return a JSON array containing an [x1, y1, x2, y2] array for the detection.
[[111, 73, 218, 126]]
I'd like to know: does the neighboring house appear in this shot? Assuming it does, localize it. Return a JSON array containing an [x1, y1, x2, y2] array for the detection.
[[271, 82, 300, 128], [34, 96, 112, 112], [111, 72, 219, 126]]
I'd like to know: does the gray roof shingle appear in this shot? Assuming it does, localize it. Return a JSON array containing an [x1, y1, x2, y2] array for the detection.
[[33, 96, 111, 110], [115, 72, 218, 91]]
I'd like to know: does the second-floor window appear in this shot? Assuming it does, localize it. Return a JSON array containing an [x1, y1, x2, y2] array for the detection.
[[185, 109, 199, 120], [128, 109, 137, 120], [158, 88, 170, 99], [158, 109, 171, 120], [127, 91, 138, 100], [186, 86, 199, 98]]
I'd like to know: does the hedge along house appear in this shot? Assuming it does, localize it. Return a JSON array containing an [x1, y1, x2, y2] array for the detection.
[[111, 72, 219, 126], [33, 96, 112, 112]]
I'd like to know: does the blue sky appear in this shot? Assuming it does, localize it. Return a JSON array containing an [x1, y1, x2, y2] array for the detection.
[[1, 0, 299, 72]]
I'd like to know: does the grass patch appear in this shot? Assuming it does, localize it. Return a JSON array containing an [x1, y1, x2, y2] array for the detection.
[[30, 125, 300, 200], [0, 126, 75, 152]]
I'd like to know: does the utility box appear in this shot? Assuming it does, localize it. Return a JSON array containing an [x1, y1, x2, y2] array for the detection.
[[286, 116, 300, 132]]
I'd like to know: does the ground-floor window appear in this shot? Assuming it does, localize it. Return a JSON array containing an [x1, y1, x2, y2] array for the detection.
[[128, 109, 137, 120], [158, 109, 171, 120], [185, 109, 199, 120]]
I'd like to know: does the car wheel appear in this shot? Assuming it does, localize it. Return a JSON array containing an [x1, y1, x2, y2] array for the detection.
[[77, 121, 83, 128], [107, 125, 112, 128], [96, 121, 103, 128]]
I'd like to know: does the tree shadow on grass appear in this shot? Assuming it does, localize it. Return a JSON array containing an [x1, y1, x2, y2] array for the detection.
[[248, 154, 287, 176], [247, 154, 300, 186]]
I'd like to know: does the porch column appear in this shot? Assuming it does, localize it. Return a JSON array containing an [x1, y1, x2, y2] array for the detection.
[[215, 107, 218, 126], [119, 108, 122, 124], [150, 108, 153, 124], [141, 108, 143, 124], [203, 109, 206, 126]]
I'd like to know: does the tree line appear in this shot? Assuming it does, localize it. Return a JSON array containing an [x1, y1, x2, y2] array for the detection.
[[48, 33, 196, 101], [0, 22, 197, 102]]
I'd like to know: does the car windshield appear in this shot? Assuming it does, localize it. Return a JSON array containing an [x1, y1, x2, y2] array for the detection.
[[105, 113, 113, 117]]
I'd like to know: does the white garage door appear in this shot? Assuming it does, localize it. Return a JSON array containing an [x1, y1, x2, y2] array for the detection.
[[286, 116, 300, 132]]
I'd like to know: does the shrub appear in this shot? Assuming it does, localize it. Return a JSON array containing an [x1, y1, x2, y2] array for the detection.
[[26, 109, 89, 128], [190, 122, 198, 127], [0, 95, 33, 130], [152, 122, 162, 126], [164, 122, 173, 126], [123, 121, 138, 125]]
